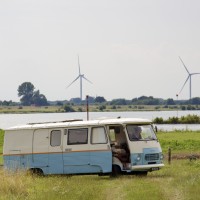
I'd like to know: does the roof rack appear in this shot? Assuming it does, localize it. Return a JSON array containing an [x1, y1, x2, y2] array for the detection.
[[27, 119, 83, 125]]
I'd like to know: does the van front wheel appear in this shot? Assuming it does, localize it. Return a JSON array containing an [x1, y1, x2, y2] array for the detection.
[[111, 165, 121, 177]]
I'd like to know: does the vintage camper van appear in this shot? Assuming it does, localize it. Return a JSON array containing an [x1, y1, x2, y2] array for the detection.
[[3, 118, 164, 176]]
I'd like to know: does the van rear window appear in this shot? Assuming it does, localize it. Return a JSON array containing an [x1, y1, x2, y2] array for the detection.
[[50, 130, 61, 147], [68, 128, 88, 145]]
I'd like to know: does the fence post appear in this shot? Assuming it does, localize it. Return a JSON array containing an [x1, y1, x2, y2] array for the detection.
[[168, 147, 171, 165]]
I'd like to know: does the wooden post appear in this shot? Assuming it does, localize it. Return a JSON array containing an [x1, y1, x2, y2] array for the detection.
[[86, 95, 89, 121], [168, 147, 171, 165]]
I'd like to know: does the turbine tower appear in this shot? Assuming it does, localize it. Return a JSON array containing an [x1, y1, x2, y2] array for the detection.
[[66, 56, 92, 101], [178, 57, 200, 100]]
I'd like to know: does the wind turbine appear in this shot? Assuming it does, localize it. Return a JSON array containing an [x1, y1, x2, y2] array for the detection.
[[66, 56, 92, 101], [178, 56, 200, 100]]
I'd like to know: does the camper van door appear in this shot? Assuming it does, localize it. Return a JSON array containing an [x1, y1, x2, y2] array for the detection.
[[62, 128, 90, 174], [33, 129, 64, 175], [33, 129, 49, 174], [48, 129, 64, 174], [89, 126, 112, 173]]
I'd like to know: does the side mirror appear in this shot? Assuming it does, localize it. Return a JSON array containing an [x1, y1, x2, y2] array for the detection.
[[153, 125, 158, 132]]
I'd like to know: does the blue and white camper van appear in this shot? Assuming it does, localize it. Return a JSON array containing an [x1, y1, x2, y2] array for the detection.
[[3, 118, 164, 176]]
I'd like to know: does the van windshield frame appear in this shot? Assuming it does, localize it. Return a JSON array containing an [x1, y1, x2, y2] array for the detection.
[[126, 124, 157, 141]]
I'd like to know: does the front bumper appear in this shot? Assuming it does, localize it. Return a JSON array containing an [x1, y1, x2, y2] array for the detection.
[[131, 163, 164, 171]]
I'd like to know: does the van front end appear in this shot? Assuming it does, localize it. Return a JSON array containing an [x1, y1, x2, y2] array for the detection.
[[125, 123, 164, 174], [130, 148, 164, 172]]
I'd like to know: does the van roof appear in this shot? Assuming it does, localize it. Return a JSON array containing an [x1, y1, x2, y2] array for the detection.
[[5, 118, 152, 131]]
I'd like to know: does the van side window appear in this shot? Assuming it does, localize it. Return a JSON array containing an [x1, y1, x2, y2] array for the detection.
[[50, 130, 61, 147], [91, 127, 107, 144], [68, 128, 88, 145]]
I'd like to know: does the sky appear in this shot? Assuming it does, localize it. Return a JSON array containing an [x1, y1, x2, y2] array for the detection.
[[1, 0, 200, 102]]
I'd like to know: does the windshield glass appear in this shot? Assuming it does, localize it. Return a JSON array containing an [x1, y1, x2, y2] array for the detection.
[[126, 125, 157, 141]]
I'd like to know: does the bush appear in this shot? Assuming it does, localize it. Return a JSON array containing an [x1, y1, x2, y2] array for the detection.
[[181, 105, 186, 110], [153, 114, 200, 124], [63, 105, 75, 112], [78, 107, 83, 112], [99, 105, 106, 111], [167, 117, 179, 124], [153, 117, 164, 124], [111, 105, 116, 109]]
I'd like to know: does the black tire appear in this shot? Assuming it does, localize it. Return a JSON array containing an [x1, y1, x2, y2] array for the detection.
[[111, 165, 121, 177], [28, 168, 44, 176]]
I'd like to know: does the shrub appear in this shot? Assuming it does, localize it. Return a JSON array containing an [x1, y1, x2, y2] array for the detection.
[[78, 107, 83, 112], [167, 117, 179, 124], [153, 117, 164, 124], [111, 105, 116, 109], [63, 105, 75, 112], [99, 105, 106, 111]]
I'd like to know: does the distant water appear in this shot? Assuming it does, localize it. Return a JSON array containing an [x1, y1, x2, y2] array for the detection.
[[0, 110, 200, 131]]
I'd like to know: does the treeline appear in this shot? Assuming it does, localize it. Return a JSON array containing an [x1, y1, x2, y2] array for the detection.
[[1, 81, 200, 107], [53, 96, 200, 107], [66, 96, 200, 106], [153, 114, 200, 124], [2, 96, 200, 108], [0, 100, 18, 106]]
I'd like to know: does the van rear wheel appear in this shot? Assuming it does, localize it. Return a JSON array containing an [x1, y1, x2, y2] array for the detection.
[[28, 168, 44, 176]]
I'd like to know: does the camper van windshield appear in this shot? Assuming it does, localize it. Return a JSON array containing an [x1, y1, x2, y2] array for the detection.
[[126, 125, 157, 141]]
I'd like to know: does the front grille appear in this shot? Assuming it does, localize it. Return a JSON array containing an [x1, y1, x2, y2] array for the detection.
[[145, 153, 159, 161]]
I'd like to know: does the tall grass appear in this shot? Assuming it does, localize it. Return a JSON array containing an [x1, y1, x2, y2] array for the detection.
[[1, 130, 200, 199], [0, 129, 4, 164], [0, 160, 200, 200], [157, 130, 200, 154]]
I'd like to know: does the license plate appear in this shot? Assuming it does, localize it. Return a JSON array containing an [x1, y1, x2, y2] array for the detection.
[[151, 167, 159, 171]]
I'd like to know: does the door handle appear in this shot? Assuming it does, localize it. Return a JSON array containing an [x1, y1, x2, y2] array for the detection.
[[65, 148, 72, 152]]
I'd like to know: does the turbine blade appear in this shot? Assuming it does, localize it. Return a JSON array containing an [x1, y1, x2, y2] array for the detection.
[[66, 76, 80, 88], [191, 73, 200, 75], [179, 56, 190, 74], [179, 75, 190, 95], [83, 76, 92, 84], [78, 55, 81, 75]]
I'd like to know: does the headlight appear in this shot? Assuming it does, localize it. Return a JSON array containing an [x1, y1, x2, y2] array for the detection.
[[136, 154, 141, 161], [160, 154, 164, 160]]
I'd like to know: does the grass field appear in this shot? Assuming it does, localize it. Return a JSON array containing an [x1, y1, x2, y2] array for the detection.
[[0, 129, 3, 164], [0, 160, 200, 200], [0, 130, 200, 199], [157, 130, 200, 155]]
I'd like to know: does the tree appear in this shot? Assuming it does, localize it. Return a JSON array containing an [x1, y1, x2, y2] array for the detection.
[[18, 82, 35, 106], [32, 90, 48, 106], [166, 98, 175, 105], [69, 98, 82, 104], [18, 82, 48, 106], [110, 99, 127, 105], [190, 97, 200, 105], [95, 96, 106, 103], [85, 96, 95, 104]]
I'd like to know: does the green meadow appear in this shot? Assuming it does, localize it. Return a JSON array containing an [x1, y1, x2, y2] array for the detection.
[[0, 130, 200, 200], [0, 160, 200, 200]]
